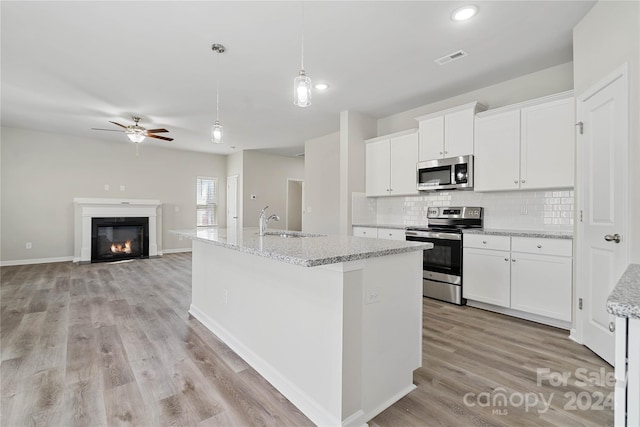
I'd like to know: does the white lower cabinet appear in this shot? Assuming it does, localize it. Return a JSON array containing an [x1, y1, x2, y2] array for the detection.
[[463, 234, 573, 326], [353, 226, 406, 241]]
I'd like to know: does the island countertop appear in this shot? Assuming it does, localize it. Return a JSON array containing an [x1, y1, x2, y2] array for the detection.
[[607, 264, 640, 319], [172, 227, 431, 267]]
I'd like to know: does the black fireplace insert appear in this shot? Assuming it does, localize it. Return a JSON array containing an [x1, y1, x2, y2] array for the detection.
[[91, 217, 149, 263]]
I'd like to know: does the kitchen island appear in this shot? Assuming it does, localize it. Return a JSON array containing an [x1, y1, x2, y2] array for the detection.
[[172, 227, 430, 427]]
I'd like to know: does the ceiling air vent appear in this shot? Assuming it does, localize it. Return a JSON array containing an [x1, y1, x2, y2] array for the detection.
[[434, 50, 468, 66]]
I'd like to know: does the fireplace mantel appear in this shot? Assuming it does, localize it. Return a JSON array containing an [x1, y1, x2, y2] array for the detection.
[[74, 198, 161, 263]]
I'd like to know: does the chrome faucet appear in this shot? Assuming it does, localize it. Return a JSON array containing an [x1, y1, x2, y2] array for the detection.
[[259, 205, 280, 236]]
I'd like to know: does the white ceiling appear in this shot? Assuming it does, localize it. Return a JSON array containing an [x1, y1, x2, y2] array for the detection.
[[1, 1, 595, 157]]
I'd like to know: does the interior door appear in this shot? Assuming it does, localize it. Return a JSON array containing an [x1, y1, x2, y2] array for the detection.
[[576, 65, 629, 366], [227, 175, 239, 228]]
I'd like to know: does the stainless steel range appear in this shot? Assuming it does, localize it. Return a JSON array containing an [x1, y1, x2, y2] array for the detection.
[[405, 206, 483, 305]]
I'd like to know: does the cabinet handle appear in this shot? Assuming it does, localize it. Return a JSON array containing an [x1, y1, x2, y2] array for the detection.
[[537, 244, 542, 248], [521, 179, 526, 183], [439, 151, 443, 155], [609, 322, 615, 332], [514, 180, 518, 184], [512, 259, 516, 262], [482, 240, 487, 244], [444, 151, 448, 154], [504, 258, 509, 262]]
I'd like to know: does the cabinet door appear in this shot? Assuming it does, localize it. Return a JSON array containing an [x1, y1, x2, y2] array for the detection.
[[418, 116, 444, 161], [474, 110, 521, 192], [377, 228, 406, 241], [445, 107, 475, 158], [520, 97, 575, 189], [365, 139, 390, 197], [389, 133, 419, 196], [353, 226, 377, 238], [462, 248, 511, 307], [510, 252, 572, 321]]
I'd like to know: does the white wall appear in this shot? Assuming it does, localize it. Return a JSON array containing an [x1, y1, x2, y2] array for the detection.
[[378, 62, 574, 136], [340, 111, 377, 235], [241, 150, 304, 230], [0, 127, 227, 263], [303, 132, 340, 234], [573, 0, 640, 263]]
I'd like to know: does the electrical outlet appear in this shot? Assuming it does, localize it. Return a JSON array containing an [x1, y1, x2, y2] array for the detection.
[[104, 184, 110, 191], [174, 206, 180, 212], [26, 242, 32, 249], [520, 205, 528, 215], [120, 185, 125, 191], [365, 291, 380, 305]]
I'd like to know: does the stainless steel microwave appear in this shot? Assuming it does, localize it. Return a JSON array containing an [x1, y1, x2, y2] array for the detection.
[[417, 155, 474, 191]]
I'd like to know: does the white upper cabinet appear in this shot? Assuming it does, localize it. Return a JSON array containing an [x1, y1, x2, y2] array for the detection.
[[416, 102, 487, 161], [365, 130, 418, 197], [520, 97, 575, 189], [474, 91, 575, 192], [474, 110, 521, 191]]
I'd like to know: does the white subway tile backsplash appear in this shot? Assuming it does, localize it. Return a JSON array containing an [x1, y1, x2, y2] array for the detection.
[[370, 188, 574, 231]]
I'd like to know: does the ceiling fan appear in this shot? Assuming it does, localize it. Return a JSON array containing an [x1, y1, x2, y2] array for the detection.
[[92, 116, 174, 143]]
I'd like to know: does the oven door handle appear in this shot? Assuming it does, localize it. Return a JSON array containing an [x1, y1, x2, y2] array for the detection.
[[405, 231, 461, 241]]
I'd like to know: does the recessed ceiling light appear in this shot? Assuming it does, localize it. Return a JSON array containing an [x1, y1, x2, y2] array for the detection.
[[451, 5, 478, 21], [314, 83, 329, 91]]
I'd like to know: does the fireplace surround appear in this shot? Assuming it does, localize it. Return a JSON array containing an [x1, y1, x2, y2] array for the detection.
[[74, 198, 161, 263]]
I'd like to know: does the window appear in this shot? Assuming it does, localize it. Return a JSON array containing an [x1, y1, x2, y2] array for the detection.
[[196, 177, 217, 227]]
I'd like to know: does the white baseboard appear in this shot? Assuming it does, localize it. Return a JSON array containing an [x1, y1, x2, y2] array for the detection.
[[466, 300, 572, 330], [161, 248, 192, 254], [1, 256, 74, 267]]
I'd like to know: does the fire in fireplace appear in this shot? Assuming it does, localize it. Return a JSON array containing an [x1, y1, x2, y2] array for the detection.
[[91, 217, 149, 263]]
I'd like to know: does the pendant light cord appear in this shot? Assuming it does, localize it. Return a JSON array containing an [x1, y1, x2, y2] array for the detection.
[[216, 50, 220, 121], [300, 1, 305, 70]]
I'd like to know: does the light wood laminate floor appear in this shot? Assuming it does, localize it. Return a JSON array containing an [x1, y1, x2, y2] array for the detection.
[[1, 254, 613, 426]]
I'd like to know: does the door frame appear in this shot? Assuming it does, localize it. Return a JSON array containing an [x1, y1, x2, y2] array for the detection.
[[285, 179, 304, 231], [226, 174, 239, 228], [573, 62, 630, 348]]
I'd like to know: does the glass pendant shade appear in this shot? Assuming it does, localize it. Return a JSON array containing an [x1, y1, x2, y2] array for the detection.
[[294, 69, 311, 107], [211, 121, 223, 144], [127, 132, 145, 143]]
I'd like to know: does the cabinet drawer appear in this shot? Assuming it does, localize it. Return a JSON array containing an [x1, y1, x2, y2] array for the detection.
[[511, 237, 572, 257], [353, 227, 377, 238], [377, 228, 406, 241], [463, 234, 510, 251]]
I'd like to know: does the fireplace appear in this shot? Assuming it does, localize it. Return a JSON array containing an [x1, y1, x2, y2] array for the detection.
[[91, 217, 149, 262]]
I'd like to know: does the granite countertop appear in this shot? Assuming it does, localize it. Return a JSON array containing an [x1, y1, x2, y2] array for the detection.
[[607, 264, 640, 319], [171, 227, 431, 268], [352, 224, 412, 230], [462, 228, 573, 240]]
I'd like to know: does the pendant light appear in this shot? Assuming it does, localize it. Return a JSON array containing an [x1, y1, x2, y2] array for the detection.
[[211, 43, 225, 143], [294, 2, 311, 107]]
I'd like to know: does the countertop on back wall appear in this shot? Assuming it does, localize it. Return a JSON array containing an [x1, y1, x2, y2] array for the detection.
[[353, 224, 573, 240], [462, 228, 573, 240]]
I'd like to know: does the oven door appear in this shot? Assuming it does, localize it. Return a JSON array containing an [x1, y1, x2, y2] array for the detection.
[[405, 230, 462, 284]]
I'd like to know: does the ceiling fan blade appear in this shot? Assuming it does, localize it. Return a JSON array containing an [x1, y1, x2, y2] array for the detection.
[[92, 128, 124, 132], [145, 128, 169, 133], [108, 121, 127, 129], [146, 134, 174, 142]]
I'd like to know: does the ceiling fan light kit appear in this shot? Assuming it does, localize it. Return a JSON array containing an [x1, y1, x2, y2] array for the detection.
[[92, 115, 174, 145]]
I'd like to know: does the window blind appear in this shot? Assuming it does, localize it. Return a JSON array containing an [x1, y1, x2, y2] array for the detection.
[[196, 177, 217, 227]]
